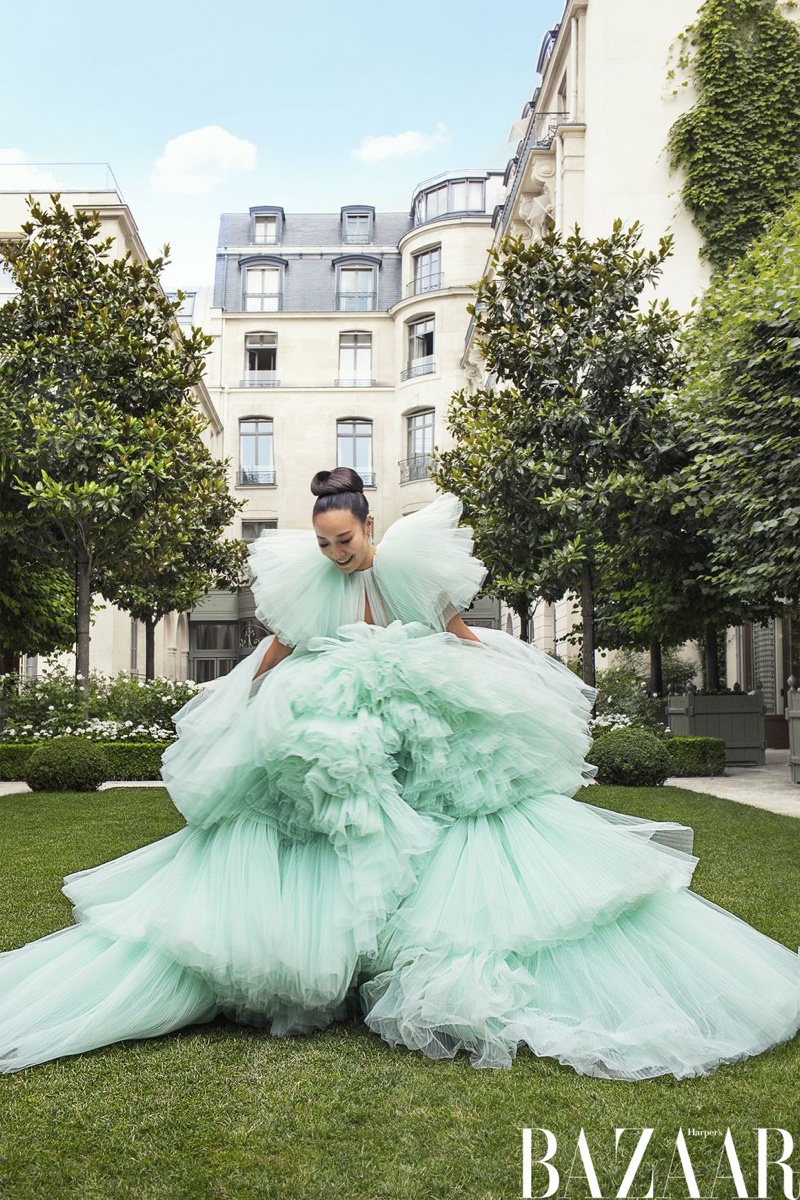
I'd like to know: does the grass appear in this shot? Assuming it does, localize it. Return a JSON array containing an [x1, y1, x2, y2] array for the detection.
[[0, 784, 797, 1200]]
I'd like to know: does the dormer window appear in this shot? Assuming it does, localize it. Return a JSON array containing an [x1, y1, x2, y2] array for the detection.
[[249, 206, 285, 245], [333, 255, 380, 311], [341, 206, 375, 245]]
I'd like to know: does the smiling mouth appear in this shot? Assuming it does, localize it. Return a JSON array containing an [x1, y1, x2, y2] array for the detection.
[[335, 555, 354, 566]]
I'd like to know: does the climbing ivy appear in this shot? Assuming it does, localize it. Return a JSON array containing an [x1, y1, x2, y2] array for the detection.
[[667, 0, 800, 272]]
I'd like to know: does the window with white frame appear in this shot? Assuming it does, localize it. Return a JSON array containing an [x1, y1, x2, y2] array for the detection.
[[412, 246, 441, 294], [404, 315, 435, 379], [239, 418, 275, 485], [402, 409, 435, 481], [343, 211, 373, 244], [337, 418, 374, 485], [414, 177, 485, 224], [244, 266, 281, 312], [244, 332, 278, 386], [337, 266, 376, 311], [253, 213, 279, 244], [338, 332, 372, 385]]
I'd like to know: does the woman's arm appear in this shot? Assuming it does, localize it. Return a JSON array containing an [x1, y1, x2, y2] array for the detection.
[[253, 635, 295, 680], [445, 612, 483, 644]]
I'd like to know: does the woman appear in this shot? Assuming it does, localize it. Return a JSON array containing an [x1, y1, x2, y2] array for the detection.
[[0, 469, 797, 1078]]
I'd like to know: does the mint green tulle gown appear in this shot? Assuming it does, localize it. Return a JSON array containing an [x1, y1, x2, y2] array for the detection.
[[0, 494, 798, 1078]]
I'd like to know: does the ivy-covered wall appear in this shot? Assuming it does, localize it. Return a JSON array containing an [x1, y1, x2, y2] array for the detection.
[[667, 0, 800, 272]]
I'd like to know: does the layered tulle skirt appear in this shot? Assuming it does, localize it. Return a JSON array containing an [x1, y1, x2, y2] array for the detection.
[[0, 621, 798, 1077]]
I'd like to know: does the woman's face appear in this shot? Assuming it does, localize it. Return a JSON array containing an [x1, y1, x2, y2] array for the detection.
[[313, 508, 374, 572]]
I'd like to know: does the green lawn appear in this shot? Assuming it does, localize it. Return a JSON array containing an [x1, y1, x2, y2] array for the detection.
[[0, 785, 797, 1200]]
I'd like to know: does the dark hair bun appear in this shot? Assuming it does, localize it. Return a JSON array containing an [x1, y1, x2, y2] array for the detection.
[[310, 467, 364, 497]]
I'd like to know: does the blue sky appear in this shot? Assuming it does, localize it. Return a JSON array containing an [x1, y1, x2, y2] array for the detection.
[[2, 0, 564, 289]]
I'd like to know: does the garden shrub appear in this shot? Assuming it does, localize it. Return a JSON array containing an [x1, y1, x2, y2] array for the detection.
[[100, 742, 170, 781], [664, 735, 726, 777], [24, 736, 111, 793], [0, 741, 169, 782], [0, 743, 35, 781], [587, 726, 672, 787]]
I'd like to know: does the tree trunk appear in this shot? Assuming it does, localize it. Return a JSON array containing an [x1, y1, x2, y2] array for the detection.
[[704, 622, 720, 691], [580, 559, 596, 691], [649, 638, 663, 695], [145, 615, 157, 681], [75, 544, 92, 698]]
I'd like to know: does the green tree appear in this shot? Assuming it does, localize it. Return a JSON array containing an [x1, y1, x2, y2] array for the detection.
[[667, 0, 800, 272], [672, 191, 800, 622], [0, 196, 222, 693], [431, 221, 685, 689], [100, 409, 248, 679]]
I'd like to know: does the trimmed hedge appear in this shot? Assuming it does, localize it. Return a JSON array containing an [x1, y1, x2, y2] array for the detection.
[[25, 737, 111, 793], [664, 735, 726, 778], [0, 741, 170, 783], [587, 726, 672, 787]]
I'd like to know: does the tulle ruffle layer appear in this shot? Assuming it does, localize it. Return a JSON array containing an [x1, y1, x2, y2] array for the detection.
[[1, 619, 798, 1077]]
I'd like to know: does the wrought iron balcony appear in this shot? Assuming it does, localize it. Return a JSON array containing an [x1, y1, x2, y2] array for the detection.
[[240, 372, 280, 387], [244, 294, 282, 312], [358, 471, 377, 486], [400, 359, 436, 381], [335, 377, 377, 388], [533, 111, 570, 147], [405, 273, 444, 296], [336, 291, 377, 311], [342, 233, 372, 245], [236, 469, 277, 487], [252, 235, 279, 245], [399, 454, 434, 483]]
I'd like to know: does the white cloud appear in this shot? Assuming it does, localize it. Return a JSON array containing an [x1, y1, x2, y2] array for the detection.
[[0, 150, 60, 190], [353, 122, 448, 164], [151, 126, 257, 196]]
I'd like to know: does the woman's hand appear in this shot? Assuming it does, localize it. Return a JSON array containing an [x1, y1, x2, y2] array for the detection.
[[445, 613, 483, 644]]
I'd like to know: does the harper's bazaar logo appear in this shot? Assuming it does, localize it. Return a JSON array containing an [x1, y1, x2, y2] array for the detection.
[[521, 1128, 798, 1199]]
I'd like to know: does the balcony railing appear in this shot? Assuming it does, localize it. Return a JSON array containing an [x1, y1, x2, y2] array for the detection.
[[356, 471, 376, 486], [399, 454, 434, 483], [335, 377, 377, 387], [405, 273, 444, 297], [533, 111, 570, 148], [336, 291, 376, 311], [400, 359, 436, 381], [244, 294, 282, 312], [342, 233, 372, 245], [240, 372, 280, 388], [252, 235, 279, 245], [236, 469, 277, 487]]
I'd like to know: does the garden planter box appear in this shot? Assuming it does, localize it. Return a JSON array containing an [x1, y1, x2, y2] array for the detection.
[[666, 688, 766, 767]]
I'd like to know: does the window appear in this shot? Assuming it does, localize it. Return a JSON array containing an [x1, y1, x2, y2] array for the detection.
[[243, 332, 278, 386], [414, 177, 486, 225], [412, 247, 441, 295], [242, 519, 278, 542], [402, 316, 435, 379], [337, 266, 376, 311], [338, 332, 372, 386], [401, 409, 435, 481], [244, 266, 282, 312], [190, 623, 239, 683], [337, 419, 374, 486], [249, 206, 284, 244], [130, 619, 139, 674], [238, 418, 275, 485], [341, 206, 374, 245], [253, 214, 278, 244], [165, 290, 196, 318]]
